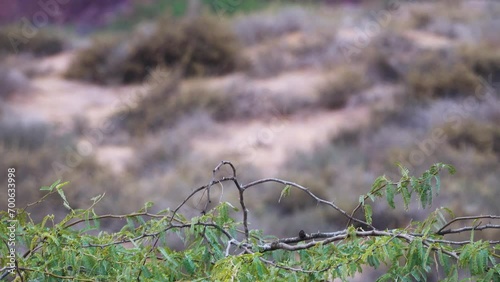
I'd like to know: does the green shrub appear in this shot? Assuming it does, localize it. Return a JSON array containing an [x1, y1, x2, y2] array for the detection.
[[318, 67, 369, 109], [0, 24, 64, 57]]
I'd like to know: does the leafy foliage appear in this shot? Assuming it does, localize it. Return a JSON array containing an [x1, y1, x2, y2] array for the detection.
[[1, 163, 499, 281]]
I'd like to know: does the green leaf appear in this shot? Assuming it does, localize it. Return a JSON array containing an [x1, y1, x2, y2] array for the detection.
[[56, 187, 72, 210], [43, 232, 60, 246], [90, 194, 103, 202], [144, 201, 154, 210], [364, 204, 372, 225], [278, 185, 291, 203], [55, 181, 70, 190], [444, 164, 456, 175], [41, 179, 61, 191], [386, 183, 395, 209], [359, 195, 365, 205], [433, 175, 441, 195], [371, 176, 387, 196], [377, 273, 393, 282], [401, 187, 410, 210], [396, 163, 409, 177], [159, 248, 179, 268], [182, 255, 196, 275]]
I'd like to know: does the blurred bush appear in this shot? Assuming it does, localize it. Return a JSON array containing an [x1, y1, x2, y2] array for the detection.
[[318, 67, 369, 109], [0, 24, 64, 57], [117, 72, 307, 135], [65, 34, 125, 84], [459, 42, 500, 81], [66, 14, 244, 84], [117, 74, 234, 136], [442, 120, 500, 156], [405, 51, 481, 101]]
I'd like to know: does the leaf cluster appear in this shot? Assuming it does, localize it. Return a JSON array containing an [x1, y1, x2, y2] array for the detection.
[[1, 163, 499, 281]]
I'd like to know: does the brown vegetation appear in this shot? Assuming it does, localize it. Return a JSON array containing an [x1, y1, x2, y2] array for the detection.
[[318, 67, 370, 109], [0, 24, 64, 57], [66, 14, 244, 84]]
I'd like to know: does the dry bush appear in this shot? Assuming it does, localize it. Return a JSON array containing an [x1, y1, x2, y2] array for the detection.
[[459, 42, 500, 80], [318, 66, 370, 109], [66, 14, 244, 84], [124, 15, 244, 81], [117, 76, 234, 136], [65, 34, 126, 84], [118, 73, 311, 135], [364, 47, 403, 83], [0, 24, 64, 57], [441, 120, 500, 156], [406, 6, 433, 30], [404, 51, 481, 101]]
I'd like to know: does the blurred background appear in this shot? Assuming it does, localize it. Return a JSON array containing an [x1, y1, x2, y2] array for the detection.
[[0, 0, 499, 258]]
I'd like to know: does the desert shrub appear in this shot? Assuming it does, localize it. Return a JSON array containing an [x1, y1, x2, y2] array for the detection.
[[407, 6, 433, 30], [118, 73, 307, 135], [129, 15, 243, 81], [441, 120, 500, 156], [459, 42, 500, 81], [66, 14, 244, 84], [246, 43, 291, 77], [405, 51, 482, 101], [118, 76, 234, 135], [0, 24, 64, 57], [318, 67, 369, 109], [64, 34, 126, 84], [365, 48, 402, 83]]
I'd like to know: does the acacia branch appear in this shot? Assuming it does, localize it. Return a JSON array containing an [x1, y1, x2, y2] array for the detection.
[[436, 215, 500, 235]]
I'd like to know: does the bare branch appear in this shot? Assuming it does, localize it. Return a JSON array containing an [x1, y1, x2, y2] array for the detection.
[[243, 178, 373, 228], [437, 215, 500, 234]]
